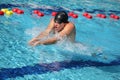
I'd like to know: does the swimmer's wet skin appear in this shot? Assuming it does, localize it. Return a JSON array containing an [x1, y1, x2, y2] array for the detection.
[[29, 11, 76, 46]]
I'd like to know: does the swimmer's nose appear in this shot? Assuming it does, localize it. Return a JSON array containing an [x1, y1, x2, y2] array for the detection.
[[54, 23, 59, 28]]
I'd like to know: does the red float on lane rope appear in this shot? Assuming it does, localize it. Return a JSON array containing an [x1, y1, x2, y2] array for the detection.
[[32, 10, 44, 17], [0, 11, 4, 15], [68, 12, 78, 18], [83, 12, 89, 16], [110, 14, 119, 20], [51, 12, 57, 16], [68, 12, 74, 17], [33, 10, 39, 14], [16, 9, 24, 14], [72, 14, 78, 18], [97, 14, 106, 18], [12, 8, 24, 14], [37, 12, 44, 17], [83, 12, 92, 19], [12, 8, 19, 12]]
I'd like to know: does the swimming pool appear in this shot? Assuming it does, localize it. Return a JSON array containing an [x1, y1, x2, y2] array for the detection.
[[0, 0, 120, 80]]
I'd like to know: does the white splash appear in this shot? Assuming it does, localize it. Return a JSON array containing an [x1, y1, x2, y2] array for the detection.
[[25, 27, 44, 37]]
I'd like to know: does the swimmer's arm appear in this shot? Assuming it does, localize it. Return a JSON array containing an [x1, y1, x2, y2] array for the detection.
[[29, 18, 54, 45], [35, 18, 54, 39], [33, 24, 75, 46], [32, 34, 61, 46], [35, 37, 58, 45]]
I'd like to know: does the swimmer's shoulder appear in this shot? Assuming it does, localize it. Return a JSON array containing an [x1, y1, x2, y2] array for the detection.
[[66, 21, 75, 28], [50, 18, 55, 22]]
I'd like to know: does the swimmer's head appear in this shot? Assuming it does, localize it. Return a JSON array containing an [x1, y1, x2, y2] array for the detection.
[[54, 11, 68, 24]]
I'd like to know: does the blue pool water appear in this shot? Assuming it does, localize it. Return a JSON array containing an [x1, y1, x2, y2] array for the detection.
[[0, 0, 120, 80]]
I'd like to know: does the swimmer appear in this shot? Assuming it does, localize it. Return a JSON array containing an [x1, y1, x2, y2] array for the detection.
[[29, 11, 76, 46]]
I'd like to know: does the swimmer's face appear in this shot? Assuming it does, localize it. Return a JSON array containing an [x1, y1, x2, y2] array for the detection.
[[53, 11, 68, 32], [54, 22, 65, 32]]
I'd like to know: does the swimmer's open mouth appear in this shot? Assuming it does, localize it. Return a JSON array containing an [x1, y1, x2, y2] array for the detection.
[[54, 28, 59, 31]]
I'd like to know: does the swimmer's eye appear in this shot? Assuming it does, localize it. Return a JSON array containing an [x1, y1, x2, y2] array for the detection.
[[54, 21, 62, 24]]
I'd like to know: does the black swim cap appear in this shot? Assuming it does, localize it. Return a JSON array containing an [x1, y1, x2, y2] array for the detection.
[[54, 11, 68, 24]]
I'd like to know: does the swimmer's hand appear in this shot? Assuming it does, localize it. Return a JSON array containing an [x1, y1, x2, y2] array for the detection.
[[29, 38, 41, 46]]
